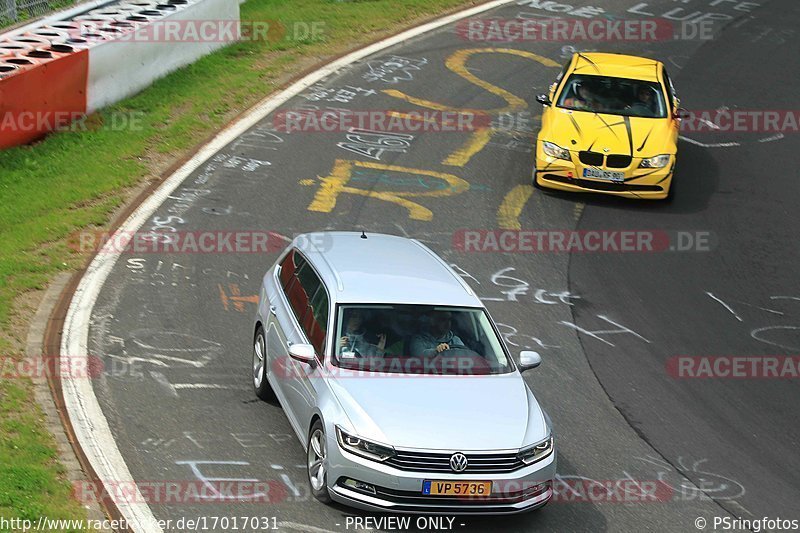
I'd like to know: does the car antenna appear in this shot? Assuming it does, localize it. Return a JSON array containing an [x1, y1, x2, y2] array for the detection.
[[360, 230, 368, 239]]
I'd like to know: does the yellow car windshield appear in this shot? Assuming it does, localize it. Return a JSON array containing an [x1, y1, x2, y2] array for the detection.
[[557, 74, 668, 119]]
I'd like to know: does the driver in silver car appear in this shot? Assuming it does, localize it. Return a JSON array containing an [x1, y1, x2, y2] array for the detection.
[[409, 310, 466, 357]]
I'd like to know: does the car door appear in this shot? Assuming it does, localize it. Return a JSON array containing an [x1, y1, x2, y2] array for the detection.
[[266, 249, 311, 437], [268, 249, 329, 440]]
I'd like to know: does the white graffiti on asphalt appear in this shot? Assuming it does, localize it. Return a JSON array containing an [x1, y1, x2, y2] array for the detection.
[[337, 128, 414, 160], [363, 55, 428, 84], [301, 84, 376, 103]]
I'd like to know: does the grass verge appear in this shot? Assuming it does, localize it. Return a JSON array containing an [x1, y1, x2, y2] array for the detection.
[[0, 0, 482, 525]]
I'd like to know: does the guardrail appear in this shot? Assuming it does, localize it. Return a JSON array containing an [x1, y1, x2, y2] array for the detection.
[[0, 0, 238, 149]]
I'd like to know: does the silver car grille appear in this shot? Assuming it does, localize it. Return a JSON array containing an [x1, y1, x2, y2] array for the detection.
[[386, 450, 525, 474]]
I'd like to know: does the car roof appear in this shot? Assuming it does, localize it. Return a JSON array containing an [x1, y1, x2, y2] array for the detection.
[[571, 52, 662, 82], [293, 232, 482, 307]]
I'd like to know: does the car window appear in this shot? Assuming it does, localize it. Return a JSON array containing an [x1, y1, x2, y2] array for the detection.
[[306, 283, 329, 355], [551, 57, 573, 98], [278, 249, 328, 356], [296, 258, 321, 299], [279, 250, 309, 321], [331, 304, 513, 375], [278, 248, 303, 291], [556, 58, 571, 83], [556, 73, 668, 118], [662, 67, 677, 112]]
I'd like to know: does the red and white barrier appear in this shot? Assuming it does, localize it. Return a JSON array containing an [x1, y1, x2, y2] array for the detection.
[[0, 0, 239, 149]]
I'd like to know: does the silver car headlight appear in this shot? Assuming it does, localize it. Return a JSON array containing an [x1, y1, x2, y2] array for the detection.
[[517, 435, 554, 465], [335, 426, 395, 462], [638, 154, 671, 168], [542, 141, 571, 161]]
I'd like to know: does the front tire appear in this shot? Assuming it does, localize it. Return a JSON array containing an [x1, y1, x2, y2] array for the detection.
[[307, 420, 332, 504], [253, 326, 274, 401]]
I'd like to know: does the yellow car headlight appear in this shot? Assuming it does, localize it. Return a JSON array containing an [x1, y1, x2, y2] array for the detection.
[[542, 141, 571, 161], [638, 154, 671, 169]]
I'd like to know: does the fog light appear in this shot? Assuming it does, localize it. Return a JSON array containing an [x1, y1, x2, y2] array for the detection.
[[523, 482, 549, 496], [343, 478, 376, 494]]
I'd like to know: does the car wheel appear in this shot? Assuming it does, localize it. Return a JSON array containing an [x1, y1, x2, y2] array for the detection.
[[253, 326, 274, 401], [307, 420, 332, 503]]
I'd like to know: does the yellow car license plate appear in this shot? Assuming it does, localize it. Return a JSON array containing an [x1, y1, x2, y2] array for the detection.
[[583, 168, 624, 182], [422, 480, 492, 496]]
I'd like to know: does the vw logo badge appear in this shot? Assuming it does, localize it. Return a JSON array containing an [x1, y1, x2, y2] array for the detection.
[[449, 452, 468, 473]]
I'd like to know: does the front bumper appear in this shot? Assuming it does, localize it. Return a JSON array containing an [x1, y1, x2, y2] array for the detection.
[[534, 141, 674, 200], [326, 440, 556, 515]]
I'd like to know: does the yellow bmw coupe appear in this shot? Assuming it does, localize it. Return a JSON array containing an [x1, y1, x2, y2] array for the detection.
[[533, 53, 685, 200]]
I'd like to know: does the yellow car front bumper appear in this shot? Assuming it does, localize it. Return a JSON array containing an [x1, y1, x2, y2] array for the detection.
[[534, 142, 674, 200]]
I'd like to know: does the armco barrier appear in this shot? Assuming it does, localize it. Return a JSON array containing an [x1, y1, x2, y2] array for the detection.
[[0, 0, 239, 149], [0, 48, 89, 148]]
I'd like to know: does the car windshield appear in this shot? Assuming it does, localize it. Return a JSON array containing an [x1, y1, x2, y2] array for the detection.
[[331, 305, 514, 375], [557, 74, 668, 118]]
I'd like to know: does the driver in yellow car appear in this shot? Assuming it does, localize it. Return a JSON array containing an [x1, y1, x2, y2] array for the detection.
[[563, 82, 603, 112]]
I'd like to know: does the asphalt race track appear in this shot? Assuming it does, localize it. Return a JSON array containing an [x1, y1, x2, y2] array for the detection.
[[83, 0, 799, 531]]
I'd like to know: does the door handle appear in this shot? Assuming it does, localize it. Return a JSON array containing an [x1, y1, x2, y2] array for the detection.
[[269, 305, 277, 316]]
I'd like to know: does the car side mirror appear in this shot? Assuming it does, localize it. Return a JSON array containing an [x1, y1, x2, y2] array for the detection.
[[675, 107, 691, 119], [289, 343, 316, 365], [519, 350, 542, 372], [536, 94, 551, 106]]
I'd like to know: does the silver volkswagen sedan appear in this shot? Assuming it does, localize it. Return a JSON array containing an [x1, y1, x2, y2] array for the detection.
[[252, 232, 556, 514]]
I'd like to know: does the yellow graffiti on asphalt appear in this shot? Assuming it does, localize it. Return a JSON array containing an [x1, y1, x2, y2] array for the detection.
[[443, 127, 494, 167], [574, 201, 586, 221], [384, 48, 559, 167], [497, 184, 535, 230], [305, 160, 469, 221]]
